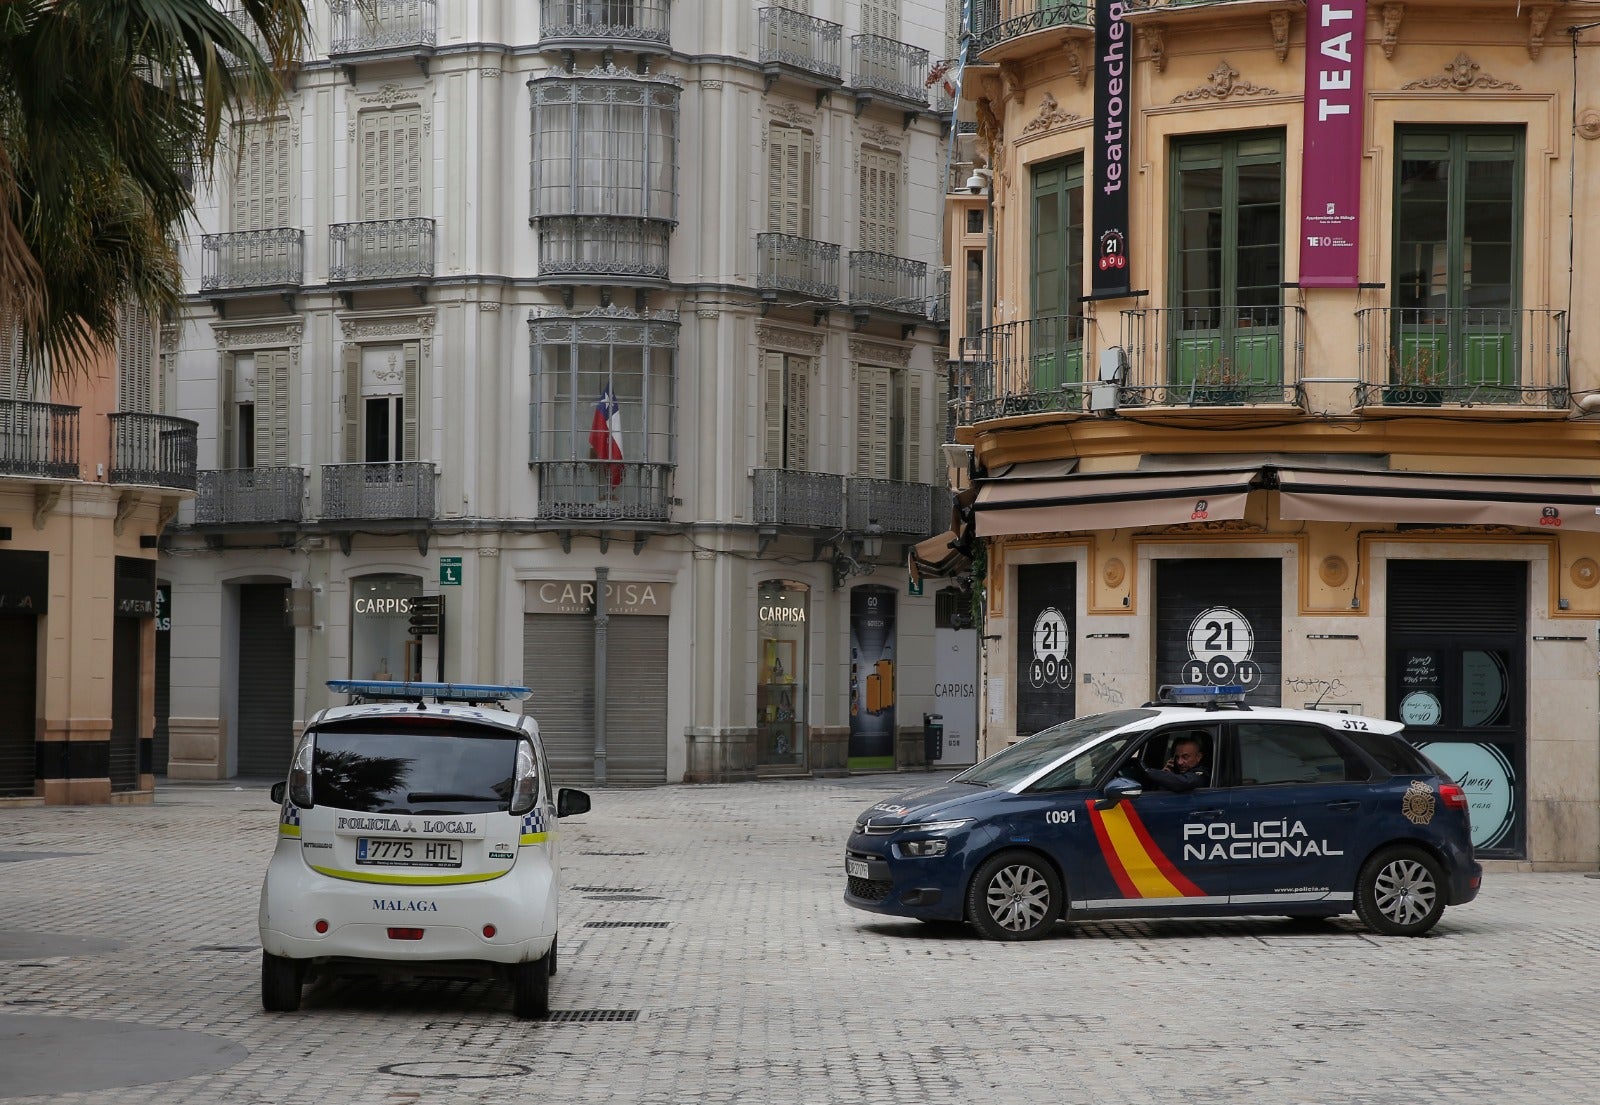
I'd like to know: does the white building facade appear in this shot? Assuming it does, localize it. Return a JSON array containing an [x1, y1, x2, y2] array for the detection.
[[160, 1, 971, 785]]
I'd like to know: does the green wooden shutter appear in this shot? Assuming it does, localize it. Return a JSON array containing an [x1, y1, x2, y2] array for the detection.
[[342, 345, 362, 462], [402, 341, 420, 460]]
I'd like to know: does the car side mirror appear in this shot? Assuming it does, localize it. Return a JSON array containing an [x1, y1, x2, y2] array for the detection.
[[557, 788, 591, 818], [270, 781, 286, 804], [1101, 776, 1143, 804]]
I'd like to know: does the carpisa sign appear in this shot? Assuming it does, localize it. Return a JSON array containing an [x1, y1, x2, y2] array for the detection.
[[1092, 1, 1132, 297]]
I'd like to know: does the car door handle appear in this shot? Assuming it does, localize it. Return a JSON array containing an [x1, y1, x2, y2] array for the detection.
[[1190, 808, 1226, 821], [1326, 801, 1361, 812]]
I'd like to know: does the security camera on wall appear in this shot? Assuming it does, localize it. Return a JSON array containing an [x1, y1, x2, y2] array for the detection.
[[965, 167, 993, 195]]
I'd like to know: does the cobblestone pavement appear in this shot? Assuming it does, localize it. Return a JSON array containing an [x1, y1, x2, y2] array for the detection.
[[2, 775, 1597, 1104]]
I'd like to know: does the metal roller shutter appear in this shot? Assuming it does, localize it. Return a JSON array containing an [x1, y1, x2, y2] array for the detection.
[[1155, 559, 1283, 705], [523, 614, 595, 786], [0, 619, 37, 796], [109, 618, 141, 791], [605, 614, 668, 785], [1388, 561, 1524, 634], [236, 583, 297, 777]]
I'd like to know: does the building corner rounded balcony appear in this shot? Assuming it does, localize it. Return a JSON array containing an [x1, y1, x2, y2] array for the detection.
[[970, 1, 1094, 65], [537, 0, 673, 57]]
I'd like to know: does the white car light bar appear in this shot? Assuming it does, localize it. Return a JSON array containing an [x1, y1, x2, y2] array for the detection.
[[326, 680, 533, 703]]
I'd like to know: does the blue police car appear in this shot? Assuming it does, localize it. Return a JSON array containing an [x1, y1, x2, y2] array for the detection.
[[844, 688, 1481, 940]]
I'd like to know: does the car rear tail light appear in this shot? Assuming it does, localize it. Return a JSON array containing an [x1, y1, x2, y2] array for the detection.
[[314, 919, 329, 934], [1439, 783, 1468, 809], [482, 924, 497, 939], [387, 928, 425, 941]]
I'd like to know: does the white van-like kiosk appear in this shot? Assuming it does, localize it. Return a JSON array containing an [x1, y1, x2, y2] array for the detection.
[[259, 680, 590, 1018]]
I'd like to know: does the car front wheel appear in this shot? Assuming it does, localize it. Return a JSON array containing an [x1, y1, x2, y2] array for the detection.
[[261, 951, 303, 1012], [510, 953, 551, 1019], [965, 850, 1063, 941], [1354, 845, 1446, 937]]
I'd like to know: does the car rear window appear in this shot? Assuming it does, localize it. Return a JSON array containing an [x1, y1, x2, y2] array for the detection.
[[1344, 730, 1435, 776], [310, 721, 519, 815]]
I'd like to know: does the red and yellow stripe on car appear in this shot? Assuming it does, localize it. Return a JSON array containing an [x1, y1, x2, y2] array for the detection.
[[1086, 800, 1207, 899]]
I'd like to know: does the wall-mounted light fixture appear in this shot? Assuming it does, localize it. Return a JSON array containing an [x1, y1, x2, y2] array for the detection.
[[830, 520, 885, 589]]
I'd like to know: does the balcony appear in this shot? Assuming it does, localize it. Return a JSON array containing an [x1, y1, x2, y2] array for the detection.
[[328, 0, 436, 79], [971, 0, 1094, 63], [848, 477, 938, 537], [954, 314, 1092, 420], [200, 229, 304, 303], [848, 252, 928, 324], [850, 35, 929, 113], [0, 400, 79, 480], [536, 216, 672, 284], [1355, 307, 1568, 411], [757, 233, 839, 305], [194, 467, 306, 526], [538, 0, 671, 54], [108, 413, 198, 491], [328, 218, 435, 296], [1119, 305, 1306, 408], [931, 268, 950, 327], [535, 461, 673, 522], [752, 469, 846, 529], [758, 7, 843, 92], [320, 461, 436, 521]]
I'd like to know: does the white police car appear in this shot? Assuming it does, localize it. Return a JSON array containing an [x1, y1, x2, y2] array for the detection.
[[844, 687, 1481, 940], [259, 681, 590, 1017]]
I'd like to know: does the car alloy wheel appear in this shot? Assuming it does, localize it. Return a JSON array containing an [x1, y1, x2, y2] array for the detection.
[[966, 850, 1063, 941], [1355, 845, 1446, 937]]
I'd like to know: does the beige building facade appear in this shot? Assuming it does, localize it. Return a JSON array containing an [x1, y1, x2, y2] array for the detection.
[[945, 1, 1600, 865]]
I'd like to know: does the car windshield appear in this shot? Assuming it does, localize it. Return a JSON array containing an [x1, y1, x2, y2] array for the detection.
[[952, 709, 1155, 789], [310, 721, 520, 814]]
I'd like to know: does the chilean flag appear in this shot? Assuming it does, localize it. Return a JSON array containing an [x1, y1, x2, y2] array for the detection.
[[587, 383, 624, 487]]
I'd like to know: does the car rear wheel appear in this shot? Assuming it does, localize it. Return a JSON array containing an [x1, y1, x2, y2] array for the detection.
[[1355, 845, 1446, 936], [510, 953, 551, 1019], [260, 951, 303, 1012], [965, 850, 1062, 941]]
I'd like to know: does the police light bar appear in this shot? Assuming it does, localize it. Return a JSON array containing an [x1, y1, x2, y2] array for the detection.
[[327, 680, 532, 703], [1157, 684, 1247, 703]]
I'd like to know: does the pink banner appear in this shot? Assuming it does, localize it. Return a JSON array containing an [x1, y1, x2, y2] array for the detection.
[[1299, 1, 1367, 288]]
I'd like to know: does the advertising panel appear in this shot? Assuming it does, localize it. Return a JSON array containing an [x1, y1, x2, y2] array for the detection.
[[1091, 2, 1133, 297], [1299, 1, 1367, 287], [848, 586, 897, 765]]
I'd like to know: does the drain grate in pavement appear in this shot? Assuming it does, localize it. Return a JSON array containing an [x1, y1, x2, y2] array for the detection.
[[573, 886, 644, 893], [585, 895, 661, 902], [579, 851, 647, 857], [546, 1009, 639, 1023], [584, 921, 670, 929]]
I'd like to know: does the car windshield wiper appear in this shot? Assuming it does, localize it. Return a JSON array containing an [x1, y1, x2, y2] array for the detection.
[[954, 778, 991, 787]]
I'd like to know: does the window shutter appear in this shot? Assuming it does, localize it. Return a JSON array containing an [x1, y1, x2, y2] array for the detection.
[[358, 108, 421, 222], [787, 357, 810, 471], [762, 351, 785, 469], [855, 365, 892, 479], [859, 148, 899, 254], [116, 304, 154, 414], [220, 355, 236, 466], [254, 350, 290, 467], [906, 373, 922, 484], [863, 0, 898, 39], [342, 345, 362, 462], [767, 125, 813, 238], [402, 341, 420, 460]]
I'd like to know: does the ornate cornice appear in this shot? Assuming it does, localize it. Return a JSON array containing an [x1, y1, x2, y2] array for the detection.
[[757, 323, 825, 355], [212, 320, 304, 350], [861, 123, 901, 151], [338, 313, 436, 360], [769, 99, 815, 129], [1172, 61, 1278, 104], [1018, 91, 1081, 140], [849, 336, 911, 368], [1401, 53, 1521, 92]]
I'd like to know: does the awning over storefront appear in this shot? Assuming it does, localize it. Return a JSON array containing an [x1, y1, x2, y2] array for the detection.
[[973, 465, 1263, 537], [971, 458, 1600, 538], [909, 487, 976, 581], [1275, 469, 1600, 532]]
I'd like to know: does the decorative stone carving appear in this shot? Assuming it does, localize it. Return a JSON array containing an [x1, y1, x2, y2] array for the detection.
[[1018, 91, 1081, 139], [701, 79, 724, 90], [849, 336, 911, 367], [770, 99, 813, 128], [212, 321, 304, 350], [481, 68, 502, 80], [1528, 6, 1552, 60], [1381, 3, 1404, 60], [360, 83, 417, 107], [757, 323, 825, 354], [696, 307, 719, 319], [1270, 11, 1291, 64], [997, 61, 1024, 105], [1171, 61, 1278, 103], [339, 314, 436, 341], [1578, 109, 1600, 141], [1401, 53, 1521, 92], [1063, 40, 1089, 88], [1144, 24, 1167, 73], [1319, 556, 1350, 588], [479, 302, 501, 312], [862, 124, 900, 151], [1571, 558, 1599, 589]]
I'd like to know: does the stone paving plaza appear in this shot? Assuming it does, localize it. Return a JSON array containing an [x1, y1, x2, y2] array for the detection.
[[2, 774, 1598, 1104]]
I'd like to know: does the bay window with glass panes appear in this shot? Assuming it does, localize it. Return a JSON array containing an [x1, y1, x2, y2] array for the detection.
[[529, 312, 677, 521], [529, 73, 679, 281]]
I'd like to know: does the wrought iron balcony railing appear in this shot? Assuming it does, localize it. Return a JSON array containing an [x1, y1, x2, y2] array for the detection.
[[954, 313, 1091, 420], [757, 233, 839, 301], [329, 218, 436, 283], [971, 0, 1094, 57], [320, 461, 436, 520], [850, 35, 929, 106], [931, 268, 950, 326], [194, 467, 306, 526], [0, 400, 79, 480], [329, 0, 437, 56], [539, 0, 671, 50], [536, 216, 672, 282], [1120, 305, 1306, 407], [848, 251, 927, 316], [200, 228, 304, 292], [109, 413, 198, 490], [1355, 307, 1568, 409], [752, 469, 846, 530], [758, 7, 843, 84], [535, 461, 673, 522], [848, 477, 937, 537]]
